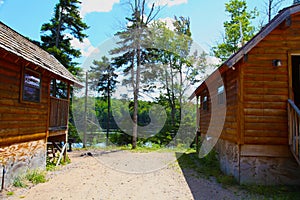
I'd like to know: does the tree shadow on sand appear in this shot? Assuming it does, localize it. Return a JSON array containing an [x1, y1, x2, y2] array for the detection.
[[175, 151, 250, 200]]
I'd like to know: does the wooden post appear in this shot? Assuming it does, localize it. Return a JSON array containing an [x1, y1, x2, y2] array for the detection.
[[83, 72, 88, 148]]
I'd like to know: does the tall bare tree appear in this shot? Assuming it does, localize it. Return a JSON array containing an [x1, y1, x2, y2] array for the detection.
[[111, 0, 160, 149], [264, 0, 287, 23]]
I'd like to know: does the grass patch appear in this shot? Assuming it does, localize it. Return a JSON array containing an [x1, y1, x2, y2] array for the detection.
[[177, 150, 300, 199], [13, 176, 27, 188], [241, 185, 300, 200], [25, 170, 46, 184], [13, 169, 47, 188], [6, 191, 14, 196], [177, 150, 225, 180], [46, 154, 71, 171]]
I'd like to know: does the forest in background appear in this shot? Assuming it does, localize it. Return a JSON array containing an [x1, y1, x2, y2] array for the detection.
[[36, 0, 289, 149]]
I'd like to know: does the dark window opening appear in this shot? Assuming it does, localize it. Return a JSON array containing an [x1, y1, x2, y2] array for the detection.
[[202, 95, 208, 110], [50, 79, 68, 99], [217, 85, 225, 105], [22, 68, 41, 103]]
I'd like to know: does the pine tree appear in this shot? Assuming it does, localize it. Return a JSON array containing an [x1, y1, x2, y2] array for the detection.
[[41, 0, 89, 76], [110, 0, 160, 149], [89, 56, 118, 145], [212, 0, 258, 62]]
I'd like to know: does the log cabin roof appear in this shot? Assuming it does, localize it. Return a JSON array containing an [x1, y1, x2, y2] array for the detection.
[[190, 4, 300, 99], [0, 21, 82, 86]]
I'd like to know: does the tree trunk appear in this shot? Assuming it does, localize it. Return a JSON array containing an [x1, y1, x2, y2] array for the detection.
[[107, 79, 110, 146], [83, 72, 88, 148]]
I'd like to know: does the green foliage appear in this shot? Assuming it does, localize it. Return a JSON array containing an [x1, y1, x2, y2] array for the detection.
[[241, 185, 300, 200], [212, 0, 258, 61], [13, 170, 46, 188], [177, 150, 300, 199], [13, 176, 27, 188], [6, 191, 14, 196], [89, 56, 118, 97], [25, 170, 46, 184], [110, 0, 161, 149], [40, 0, 89, 75]]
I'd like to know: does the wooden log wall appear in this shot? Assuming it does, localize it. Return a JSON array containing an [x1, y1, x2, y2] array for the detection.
[[239, 15, 300, 145], [0, 53, 49, 147], [199, 66, 239, 143]]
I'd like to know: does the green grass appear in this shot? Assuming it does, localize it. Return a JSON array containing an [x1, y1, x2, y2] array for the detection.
[[6, 191, 14, 196], [25, 170, 46, 184], [176, 150, 300, 199], [46, 153, 71, 171], [13, 169, 47, 188], [13, 176, 27, 188], [241, 185, 300, 200]]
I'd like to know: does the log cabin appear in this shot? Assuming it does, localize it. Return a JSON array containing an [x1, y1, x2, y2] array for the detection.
[[191, 4, 300, 185], [0, 21, 81, 188]]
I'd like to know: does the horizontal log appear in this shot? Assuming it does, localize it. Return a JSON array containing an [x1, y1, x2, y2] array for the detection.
[[0, 113, 48, 121], [0, 120, 47, 129], [244, 81, 288, 88], [244, 74, 288, 82], [0, 132, 47, 147], [220, 133, 237, 143], [245, 122, 287, 131], [0, 126, 47, 138], [244, 87, 288, 96], [244, 136, 288, 145], [244, 94, 288, 102], [244, 108, 287, 116], [0, 106, 48, 115], [241, 144, 291, 157], [244, 102, 286, 109], [224, 127, 237, 135], [245, 115, 287, 123], [245, 129, 287, 137]]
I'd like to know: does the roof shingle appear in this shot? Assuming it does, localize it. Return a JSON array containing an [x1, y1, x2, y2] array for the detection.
[[0, 21, 82, 86]]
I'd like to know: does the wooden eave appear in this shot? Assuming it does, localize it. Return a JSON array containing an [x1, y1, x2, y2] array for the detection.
[[0, 21, 83, 87], [190, 4, 300, 99]]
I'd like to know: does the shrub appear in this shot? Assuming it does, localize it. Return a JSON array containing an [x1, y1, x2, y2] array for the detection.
[[25, 170, 46, 184]]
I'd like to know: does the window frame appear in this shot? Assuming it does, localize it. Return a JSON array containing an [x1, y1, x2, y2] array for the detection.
[[202, 95, 208, 110], [217, 85, 225, 105], [21, 68, 42, 103]]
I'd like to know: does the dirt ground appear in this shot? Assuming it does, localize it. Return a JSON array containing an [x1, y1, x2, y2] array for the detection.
[[1, 150, 255, 200]]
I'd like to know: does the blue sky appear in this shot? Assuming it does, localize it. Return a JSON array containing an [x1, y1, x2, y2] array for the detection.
[[0, 0, 292, 66]]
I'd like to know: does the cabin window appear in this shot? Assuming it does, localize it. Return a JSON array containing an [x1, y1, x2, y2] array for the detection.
[[202, 95, 208, 110], [22, 68, 41, 103], [217, 85, 225, 105], [50, 79, 68, 99]]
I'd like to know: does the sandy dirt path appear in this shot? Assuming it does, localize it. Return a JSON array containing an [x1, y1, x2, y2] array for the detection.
[[2, 150, 253, 200]]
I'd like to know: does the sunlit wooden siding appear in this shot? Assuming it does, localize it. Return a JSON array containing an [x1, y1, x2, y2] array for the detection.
[[240, 14, 300, 145], [0, 53, 49, 147], [198, 65, 239, 143]]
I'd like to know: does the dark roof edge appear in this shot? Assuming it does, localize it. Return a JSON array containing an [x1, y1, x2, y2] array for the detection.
[[0, 21, 83, 87], [224, 5, 298, 68], [0, 44, 82, 86]]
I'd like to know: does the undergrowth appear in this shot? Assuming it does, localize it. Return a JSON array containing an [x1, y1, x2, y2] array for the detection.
[[176, 150, 300, 200], [13, 169, 46, 188]]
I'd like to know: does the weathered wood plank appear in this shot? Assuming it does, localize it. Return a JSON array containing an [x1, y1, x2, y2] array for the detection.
[[241, 144, 291, 157], [244, 136, 288, 145]]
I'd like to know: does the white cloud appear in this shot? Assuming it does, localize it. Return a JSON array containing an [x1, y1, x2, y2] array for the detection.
[[66, 34, 100, 57], [148, 0, 187, 7], [80, 0, 120, 18], [0, 0, 4, 6]]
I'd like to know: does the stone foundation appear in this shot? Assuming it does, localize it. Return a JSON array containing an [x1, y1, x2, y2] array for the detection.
[[215, 139, 300, 185], [215, 139, 240, 180], [239, 155, 300, 185], [0, 139, 46, 188]]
